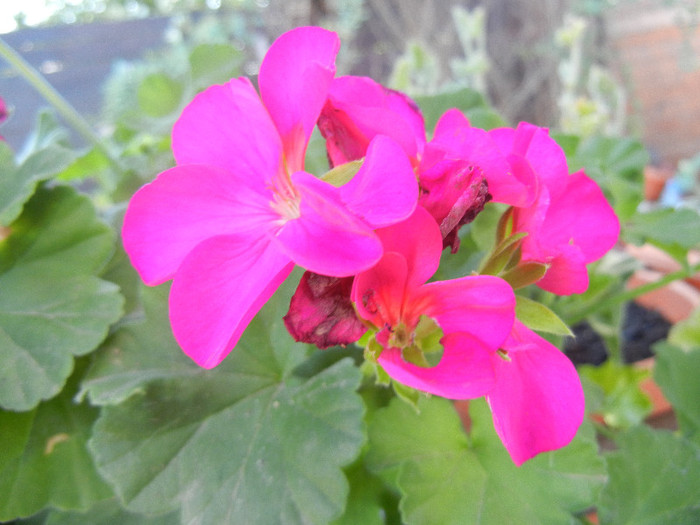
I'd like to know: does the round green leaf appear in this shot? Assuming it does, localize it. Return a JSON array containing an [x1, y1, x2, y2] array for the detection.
[[598, 426, 700, 525], [0, 186, 124, 411], [654, 341, 700, 442], [46, 499, 177, 525], [189, 43, 243, 87], [0, 141, 74, 226], [137, 73, 184, 118], [0, 370, 113, 520], [89, 281, 366, 524], [367, 396, 605, 525]]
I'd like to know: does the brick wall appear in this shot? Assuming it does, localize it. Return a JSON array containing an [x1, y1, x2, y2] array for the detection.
[[606, 1, 700, 166]]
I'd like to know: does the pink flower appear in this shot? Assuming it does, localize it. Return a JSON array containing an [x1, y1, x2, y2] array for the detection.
[[0, 96, 7, 141], [352, 206, 516, 399], [487, 320, 585, 466], [319, 78, 501, 250], [352, 206, 584, 463], [122, 27, 418, 368], [489, 123, 620, 294], [319, 76, 427, 169]]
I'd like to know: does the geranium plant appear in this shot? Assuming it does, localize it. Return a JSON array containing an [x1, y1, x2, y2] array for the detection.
[[1, 23, 699, 525]]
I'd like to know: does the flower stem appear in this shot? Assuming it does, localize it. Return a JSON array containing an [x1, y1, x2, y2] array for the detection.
[[0, 36, 124, 175]]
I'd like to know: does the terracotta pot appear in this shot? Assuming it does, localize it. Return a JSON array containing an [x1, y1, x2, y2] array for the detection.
[[625, 243, 700, 323], [643, 165, 673, 201]]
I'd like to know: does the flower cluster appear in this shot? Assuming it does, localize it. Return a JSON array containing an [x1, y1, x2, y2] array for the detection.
[[123, 27, 619, 465]]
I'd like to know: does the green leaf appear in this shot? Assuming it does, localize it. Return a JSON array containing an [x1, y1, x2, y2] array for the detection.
[[0, 141, 74, 226], [330, 461, 388, 525], [137, 73, 183, 118], [45, 499, 177, 525], [19, 110, 72, 156], [366, 396, 605, 524], [653, 341, 700, 443], [667, 307, 700, 351], [598, 426, 700, 525], [0, 186, 124, 411], [88, 280, 366, 524], [464, 106, 507, 130], [625, 207, 700, 261], [189, 43, 243, 88], [578, 361, 652, 429], [57, 147, 111, 182], [0, 366, 113, 520], [78, 284, 199, 406], [516, 295, 574, 336]]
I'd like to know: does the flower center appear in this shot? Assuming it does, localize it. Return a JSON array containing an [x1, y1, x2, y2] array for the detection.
[[270, 174, 301, 222], [383, 315, 444, 368]]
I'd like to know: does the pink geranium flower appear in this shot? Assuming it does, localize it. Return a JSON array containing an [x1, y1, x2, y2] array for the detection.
[[352, 206, 516, 399], [319, 77, 499, 250], [122, 27, 418, 368], [489, 122, 620, 294], [353, 207, 583, 463]]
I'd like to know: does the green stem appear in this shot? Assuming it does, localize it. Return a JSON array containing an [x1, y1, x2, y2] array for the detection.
[[568, 262, 700, 324], [0, 36, 123, 174]]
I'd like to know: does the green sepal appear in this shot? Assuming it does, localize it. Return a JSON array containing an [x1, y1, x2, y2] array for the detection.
[[321, 159, 363, 187], [360, 359, 392, 387], [495, 205, 515, 243], [363, 335, 383, 363], [401, 344, 430, 367], [414, 315, 444, 354], [500, 261, 548, 290], [479, 231, 527, 276], [374, 363, 392, 386], [515, 295, 574, 336], [392, 381, 423, 412]]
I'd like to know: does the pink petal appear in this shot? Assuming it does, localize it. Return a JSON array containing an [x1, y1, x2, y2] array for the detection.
[[122, 164, 275, 285], [538, 171, 620, 261], [274, 171, 382, 277], [378, 332, 496, 399], [318, 99, 372, 167], [531, 243, 589, 295], [429, 110, 536, 207], [259, 27, 340, 173], [513, 183, 550, 257], [169, 234, 293, 368], [172, 78, 282, 183], [417, 151, 491, 252], [320, 76, 426, 166], [352, 251, 408, 329], [340, 135, 418, 228], [418, 155, 484, 227], [486, 321, 585, 465], [490, 123, 569, 201], [375, 206, 443, 289], [420, 275, 515, 349]]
